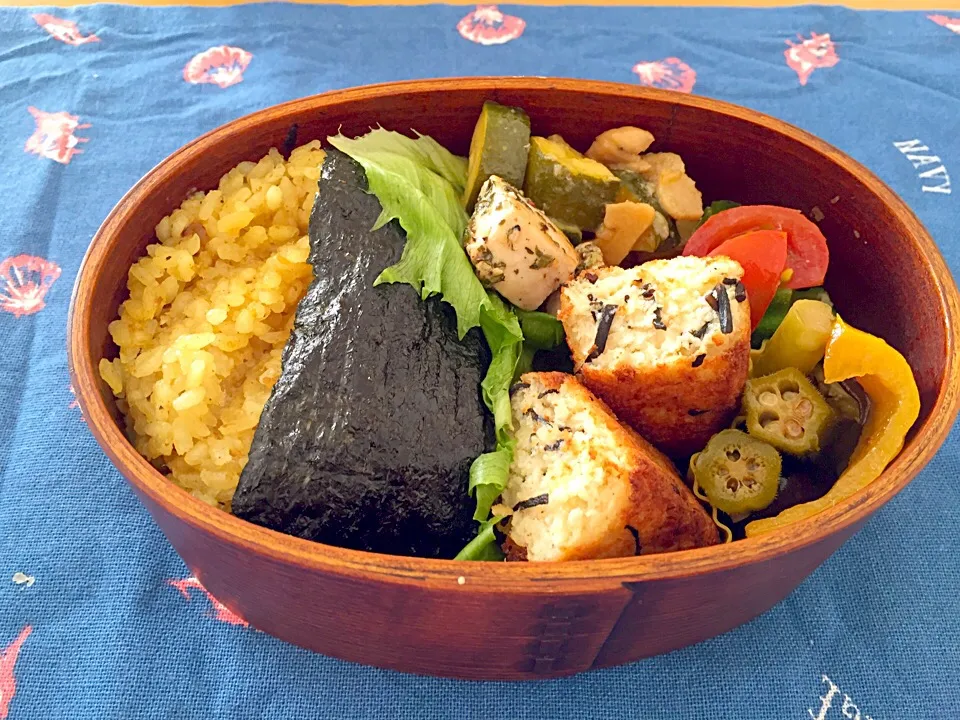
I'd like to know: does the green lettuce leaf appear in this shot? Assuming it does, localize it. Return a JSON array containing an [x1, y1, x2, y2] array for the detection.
[[328, 130, 480, 337], [409, 131, 469, 194], [468, 445, 514, 522], [478, 293, 524, 442], [467, 307, 558, 527], [515, 309, 565, 350], [453, 515, 506, 561], [469, 295, 524, 526], [513, 346, 536, 383], [332, 128, 467, 191]]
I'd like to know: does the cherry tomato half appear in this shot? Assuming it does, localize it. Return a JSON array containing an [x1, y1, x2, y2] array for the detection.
[[683, 205, 828, 289], [708, 230, 788, 329]]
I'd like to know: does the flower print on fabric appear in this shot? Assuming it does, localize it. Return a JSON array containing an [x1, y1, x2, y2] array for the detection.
[[32, 14, 99, 45], [457, 5, 525, 46], [168, 577, 249, 627], [25, 107, 90, 165], [68, 384, 85, 421], [631, 58, 697, 93], [929, 15, 960, 35], [0, 626, 32, 720], [0, 256, 62, 318], [785, 32, 839, 86], [183, 46, 253, 89]]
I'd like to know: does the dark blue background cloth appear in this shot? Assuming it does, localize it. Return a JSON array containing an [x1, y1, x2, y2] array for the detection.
[[1, 3, 958, 718]]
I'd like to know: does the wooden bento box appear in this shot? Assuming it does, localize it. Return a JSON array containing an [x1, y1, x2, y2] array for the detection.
[[68, 78, 960, 680]]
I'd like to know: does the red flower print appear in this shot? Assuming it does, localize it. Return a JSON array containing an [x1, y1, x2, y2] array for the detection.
[[0, 625, 32, 720], [32, 13, 99, 46], [631, 58, 697, 93], [68, 384, 85, 421], [785, 32, 839, 86], [0, 255, 62, 318], [457, 5, 525, 46], [168, 577, 249, 627], [183, 46, 252, 89], [929, 15, 960, 35], [25, 107, 90, 165]]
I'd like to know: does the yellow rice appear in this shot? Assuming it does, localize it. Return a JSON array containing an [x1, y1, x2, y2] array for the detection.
[[99, 141, 326, 507]]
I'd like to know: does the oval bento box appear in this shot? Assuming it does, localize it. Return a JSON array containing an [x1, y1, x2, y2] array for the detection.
[[68, 77, 960, 680]]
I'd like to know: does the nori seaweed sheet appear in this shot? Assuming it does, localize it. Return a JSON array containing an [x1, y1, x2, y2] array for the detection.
[[231, 149, 493, 558]]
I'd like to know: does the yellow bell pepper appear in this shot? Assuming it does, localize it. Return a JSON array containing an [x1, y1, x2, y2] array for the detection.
[[750, 299, 834, 378], [745, 315, 920, 537]]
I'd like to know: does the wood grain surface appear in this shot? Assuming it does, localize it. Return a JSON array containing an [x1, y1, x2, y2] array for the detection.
[[68, 77, 960, 680]]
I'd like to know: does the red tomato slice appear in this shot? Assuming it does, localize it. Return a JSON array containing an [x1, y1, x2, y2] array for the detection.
[[708, 230, 788, 329], [683, 205, 828, 289]]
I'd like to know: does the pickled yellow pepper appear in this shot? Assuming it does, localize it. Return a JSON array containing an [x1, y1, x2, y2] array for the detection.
[[745, 315, 920, 537], [750, 300, 834, 378]]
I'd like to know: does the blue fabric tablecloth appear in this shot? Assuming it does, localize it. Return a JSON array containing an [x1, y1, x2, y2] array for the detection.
[[1, 4, 958, 718]]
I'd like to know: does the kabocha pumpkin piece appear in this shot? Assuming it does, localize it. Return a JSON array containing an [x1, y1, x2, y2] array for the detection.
[[743, 367, 834, 456], [523, 136, 620, 230], [462, 101, 531, 212], [498, 372, 718, 561], [546, 134, 584, 157], [558, 255, 751, 456], [620, 151, 704, 224], [550, 216, 584, 245]]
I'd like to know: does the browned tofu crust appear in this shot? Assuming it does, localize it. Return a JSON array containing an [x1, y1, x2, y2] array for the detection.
[[618, 421, 721, 554], [578, 333, 750, 456], [558, 260, 751, 457], [502, 372, 718, 561]]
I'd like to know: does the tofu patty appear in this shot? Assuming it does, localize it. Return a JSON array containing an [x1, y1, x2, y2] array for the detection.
[[498, 372, 718, 561], [559, 256, 751, 456]]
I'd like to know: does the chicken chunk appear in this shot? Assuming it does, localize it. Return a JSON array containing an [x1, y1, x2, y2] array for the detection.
[[586, 127, 656, 173], [465, 176, 579, 311], [657, 172, 703, 221], [594, 201, 657, 264]]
